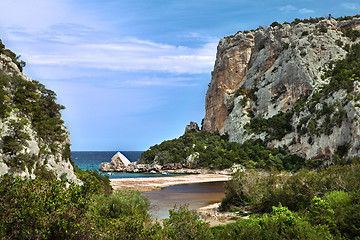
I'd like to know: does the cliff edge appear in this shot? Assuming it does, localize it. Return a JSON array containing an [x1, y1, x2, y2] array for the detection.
[[204, 16, 360, 160], [0, 39, 80, 183]]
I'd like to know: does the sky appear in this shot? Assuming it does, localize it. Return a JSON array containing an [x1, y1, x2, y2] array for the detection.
[[0, 0, 359, 151]]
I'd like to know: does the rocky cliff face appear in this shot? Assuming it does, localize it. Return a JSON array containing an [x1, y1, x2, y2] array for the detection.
[[204, 17, 360, 160], [0, 41, 80, 183]]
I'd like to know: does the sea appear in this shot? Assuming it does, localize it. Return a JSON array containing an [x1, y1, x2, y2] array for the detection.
[[71, 151, 171, 179]]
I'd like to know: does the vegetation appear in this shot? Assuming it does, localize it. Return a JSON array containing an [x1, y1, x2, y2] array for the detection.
[[0, 173, 162, 240], [2, 16, 360, 239], [1, 162, 359, 239], [212, 204, 333, 240], [221, 162, 360, 212], [163, 205, 212, 240], [140, 131, 306, 171], [0, 61, 67, 173], [219, 162, 360, 239], [293, 43, 360, 139], [322, 43, 360, 93], [0, 39, 26, 72], [245, 111, 294, 141]]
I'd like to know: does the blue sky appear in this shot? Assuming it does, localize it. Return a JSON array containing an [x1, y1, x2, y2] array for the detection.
[[0, 0, 359, 151]]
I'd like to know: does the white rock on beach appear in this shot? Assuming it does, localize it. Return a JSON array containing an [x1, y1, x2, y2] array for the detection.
[[99, 152, 131, 171]]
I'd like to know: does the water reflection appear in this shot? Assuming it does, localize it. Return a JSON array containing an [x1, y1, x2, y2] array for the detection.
[[143, 181, 226, 219]]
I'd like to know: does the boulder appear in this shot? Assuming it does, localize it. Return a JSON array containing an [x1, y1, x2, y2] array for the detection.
[[99, 152, 131, 172], [185, 121, 200, 134]]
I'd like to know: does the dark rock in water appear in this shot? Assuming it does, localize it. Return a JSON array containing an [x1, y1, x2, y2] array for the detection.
[[185, 121, 200, 134]]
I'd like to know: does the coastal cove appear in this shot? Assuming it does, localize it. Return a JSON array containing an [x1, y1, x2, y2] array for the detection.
[[72, 151, 231, 222]]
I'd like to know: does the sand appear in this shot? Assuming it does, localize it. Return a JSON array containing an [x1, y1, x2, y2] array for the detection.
[[110, 173, 238, 226], [110, 173, 230, 192]]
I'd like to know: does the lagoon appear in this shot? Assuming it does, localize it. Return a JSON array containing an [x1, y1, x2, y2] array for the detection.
[[143, 181, 226, 219]]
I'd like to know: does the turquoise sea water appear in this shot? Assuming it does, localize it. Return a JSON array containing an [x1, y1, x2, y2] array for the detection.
[[71, 151, 173, 179]]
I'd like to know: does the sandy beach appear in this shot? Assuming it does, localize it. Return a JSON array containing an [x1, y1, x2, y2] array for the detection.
[[110, 173, 237, 226], [110, 173, 230, 192]]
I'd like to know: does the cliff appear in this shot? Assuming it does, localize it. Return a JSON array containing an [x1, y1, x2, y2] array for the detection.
[[0, 40, 80, 182], [204, 16, 360, 160]]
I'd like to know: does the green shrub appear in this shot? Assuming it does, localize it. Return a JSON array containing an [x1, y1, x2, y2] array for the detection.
[[342, 28, 360, 41], [270, 21, 282, 28], [73, 167, 112, 195], [222, 163, 360, 214], [301, 31, 309, 36], [0, 175, 95, 239], [96, 189, 150, 218], [213, 204, 332, 239], [245, 110, 294, 141], [163, 205, 212, 240], [318, 24, 328, 33]]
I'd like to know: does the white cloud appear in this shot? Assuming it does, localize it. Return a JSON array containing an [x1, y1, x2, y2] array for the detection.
[[0, 1, 217, 77], [298, 8, 315, 14], [341, 3, 359, 10], [279, 5, 315, 15], [279, 5, 297, 12], [19, 36, 217, 74]]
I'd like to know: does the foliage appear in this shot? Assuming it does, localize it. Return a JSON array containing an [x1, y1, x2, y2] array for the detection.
[[307, 191, 360, 239], [0, 175, 95, 239], [140, 131, 305, 171], [342, 27, 360, 41], [318, 24, 328, 33], [0, 174, 163, 240], [245, 111, 294, 141], [0, 73, 10, 118], [0, 166, 359, 239], [2, 119, 30, 156], [0, 70, 67, 173], [163, 205, 212, 240], [95, 189, 150, 218], [11, 76, 67, 147], [270, 21, 282, 28], [212, 204, 333, 240], [73, 165, 112, 195], [0, 39, 26, 72], [221, 163, 360, 213], [322, 43, 360, 93]]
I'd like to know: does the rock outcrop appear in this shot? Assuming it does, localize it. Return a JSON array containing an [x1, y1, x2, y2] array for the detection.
[[185, 121, 200, 134], [0, 41, 80, 183], [99, 152, 131, 171], [203, 17, 360, 160]]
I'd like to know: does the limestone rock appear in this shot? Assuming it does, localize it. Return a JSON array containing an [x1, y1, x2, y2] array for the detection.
[[185, 121, 200, 134], [0, 49, 80, 183], [203, 17, 360, 160], [99, 152, 131, 171]]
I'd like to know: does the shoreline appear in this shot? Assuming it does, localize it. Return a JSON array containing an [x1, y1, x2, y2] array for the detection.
[[110, 173, 231, 192], [110, 173, 238, 226]]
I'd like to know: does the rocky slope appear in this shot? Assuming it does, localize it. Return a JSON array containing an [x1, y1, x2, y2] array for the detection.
[[0, 40, 80, 183], [203, 16, 360, 160]]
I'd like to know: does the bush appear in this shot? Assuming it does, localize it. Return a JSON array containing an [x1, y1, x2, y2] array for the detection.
[[245, 110, 294, 141], [0, 175, 95, 239], [222, 163, 360, 213], [212, 204, 332, 239], [163, 205, 212, 240], [307, 191, 360, 238], [96, 189, 150, 218]]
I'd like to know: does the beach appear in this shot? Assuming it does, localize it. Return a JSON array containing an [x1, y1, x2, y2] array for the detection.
[[110, 173, 231, 192], [110, 173, 237, 226]]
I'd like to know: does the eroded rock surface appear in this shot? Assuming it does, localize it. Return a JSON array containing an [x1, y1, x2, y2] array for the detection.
[[203, 17, 360, 160]]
